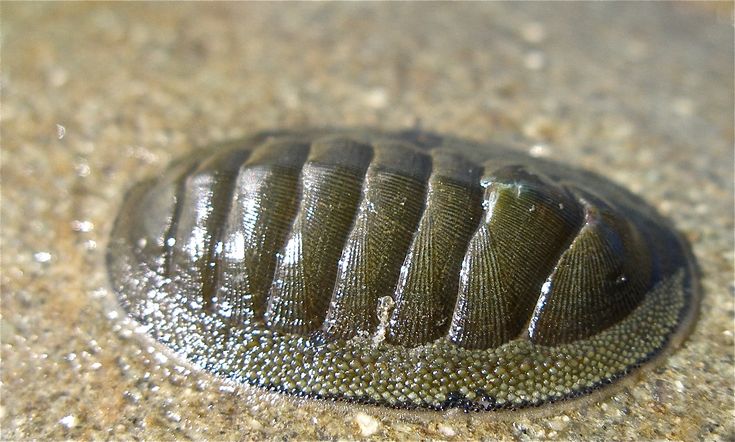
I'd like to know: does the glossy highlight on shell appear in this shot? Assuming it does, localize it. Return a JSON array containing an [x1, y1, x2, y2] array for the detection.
[[107, 129, 698, 411]]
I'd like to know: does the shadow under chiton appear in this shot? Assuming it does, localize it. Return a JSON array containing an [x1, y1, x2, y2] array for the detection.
[[107, 129, 698, 411]]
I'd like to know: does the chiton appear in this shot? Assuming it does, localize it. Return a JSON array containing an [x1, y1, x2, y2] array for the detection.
[[107, 129, 698, 411]]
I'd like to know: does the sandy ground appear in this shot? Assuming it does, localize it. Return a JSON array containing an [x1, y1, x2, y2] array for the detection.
[[2, 3, 733, 440]]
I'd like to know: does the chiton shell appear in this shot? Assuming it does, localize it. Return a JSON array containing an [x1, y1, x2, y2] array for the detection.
[[107, 129, 698, 411]]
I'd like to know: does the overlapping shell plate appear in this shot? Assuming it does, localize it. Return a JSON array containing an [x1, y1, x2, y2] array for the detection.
[[107, 129, 698, 411]]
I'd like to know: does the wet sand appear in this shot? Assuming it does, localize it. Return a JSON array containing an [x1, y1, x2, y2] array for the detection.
[[2, 3, 733, 440]]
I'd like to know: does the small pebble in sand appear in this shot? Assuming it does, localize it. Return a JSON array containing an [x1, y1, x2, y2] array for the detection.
[[438, 423, 457, 437], [33, 251, 52, 263], [354, 412, 380, 437], [59, 415, 76, 429]]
